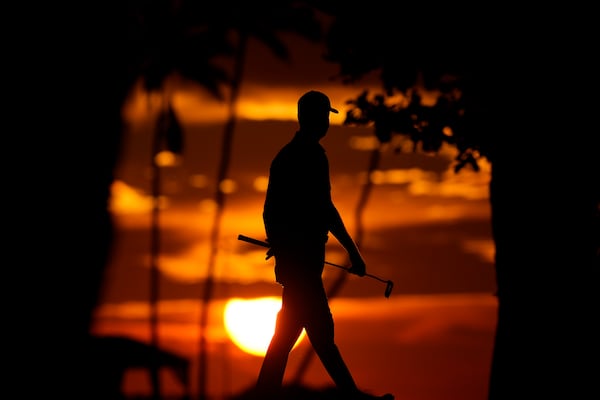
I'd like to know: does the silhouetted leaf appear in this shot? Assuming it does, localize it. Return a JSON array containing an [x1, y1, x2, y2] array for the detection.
[[454, 151, 480, 173], [454, 159, 467, 173], [252, 30, 291, 60], [468, 154, 480, 172], [375, 124, 392, 143]]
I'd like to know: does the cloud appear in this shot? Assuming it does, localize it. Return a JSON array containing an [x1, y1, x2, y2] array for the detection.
[[331, 293, 497, 344], [159, 244, 275, 284], [110, 180, 155, 214], [93, 293, 497, 350]]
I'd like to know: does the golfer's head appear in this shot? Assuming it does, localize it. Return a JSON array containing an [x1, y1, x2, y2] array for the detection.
[[297, 91, 338, 137]]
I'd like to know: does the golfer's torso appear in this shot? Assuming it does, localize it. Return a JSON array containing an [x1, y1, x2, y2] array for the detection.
[[263, 137, 331, 246]]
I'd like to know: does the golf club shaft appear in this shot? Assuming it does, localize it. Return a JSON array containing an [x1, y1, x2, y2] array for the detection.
[[237, 234, 389, 283]]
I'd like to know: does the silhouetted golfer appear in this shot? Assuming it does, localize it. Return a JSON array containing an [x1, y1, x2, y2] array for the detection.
[[255, 91, 394, 400]]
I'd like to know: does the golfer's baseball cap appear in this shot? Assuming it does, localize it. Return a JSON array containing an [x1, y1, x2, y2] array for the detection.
[[298, 90, 339, 116]]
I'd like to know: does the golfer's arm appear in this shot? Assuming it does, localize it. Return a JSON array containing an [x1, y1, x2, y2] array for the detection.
[[328, 204, 361, 257]]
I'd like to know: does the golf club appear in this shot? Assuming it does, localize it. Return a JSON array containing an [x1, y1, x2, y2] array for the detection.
[[237, 234, 394, 298]]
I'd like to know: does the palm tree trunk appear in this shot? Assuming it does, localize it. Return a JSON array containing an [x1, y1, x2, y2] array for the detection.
[[197, 31, 248, 400], [149, 97, 167, 400]]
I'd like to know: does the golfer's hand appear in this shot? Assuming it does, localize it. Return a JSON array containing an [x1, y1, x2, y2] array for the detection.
[[265, 238, 275, 260], [265, 247, 274, 260], [348, 254, 366, 277]]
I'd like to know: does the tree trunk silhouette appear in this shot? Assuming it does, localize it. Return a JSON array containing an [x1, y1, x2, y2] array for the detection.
[[149, 100, 163, 400], [292, 144, 383, 383], [149, 94, 184, 399], [150, 131, 162, 400], [486, 122, 598, 399], [197, 31, 248, 400]]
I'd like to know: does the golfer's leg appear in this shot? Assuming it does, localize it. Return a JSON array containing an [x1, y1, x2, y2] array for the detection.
[[255, 306, 303, 396], [305, 296, 358, 393], [306, 305, 395, 400]]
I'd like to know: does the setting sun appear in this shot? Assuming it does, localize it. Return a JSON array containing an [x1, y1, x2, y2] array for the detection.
[[224, 297, 306, 357]]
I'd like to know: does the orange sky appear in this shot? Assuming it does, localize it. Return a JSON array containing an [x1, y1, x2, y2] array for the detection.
[[92, 33, 498, 400], [120, 29, 439, 127], [93, 294, 497, 400]]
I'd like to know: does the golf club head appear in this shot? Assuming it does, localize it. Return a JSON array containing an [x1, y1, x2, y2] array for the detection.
[[384, 281, 394, 298]]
